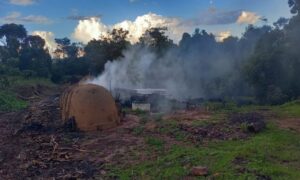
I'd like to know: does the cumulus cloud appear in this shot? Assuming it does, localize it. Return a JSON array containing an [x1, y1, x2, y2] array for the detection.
[[32, 31, 57, 56], [9, 0, 35, 6], [237, 11, 261, 24], [73, 13, 187, 44], [1, 12, 51, 24], [72, 11, 261, 44], [114, 13, 186, 43], [215, 31, 231, 42], [73, 17, 109, 43]]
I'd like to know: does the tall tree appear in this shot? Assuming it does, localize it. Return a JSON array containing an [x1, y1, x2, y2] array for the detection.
[[139, 27, 175, 57], [84, 28, 130, 74], [0, 24, 27, 59], [19, 35, 52, 77]]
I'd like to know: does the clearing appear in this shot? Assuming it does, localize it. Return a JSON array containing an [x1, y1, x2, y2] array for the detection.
[[0, 83, 300, 179]]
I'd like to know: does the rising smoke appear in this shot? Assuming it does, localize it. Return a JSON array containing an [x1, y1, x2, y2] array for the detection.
[[87, 37, 246, 100]]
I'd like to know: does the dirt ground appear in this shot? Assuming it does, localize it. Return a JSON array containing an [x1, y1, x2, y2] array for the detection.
[[0, 86, 296, 179], [0, 85, 152, 179], [276, 118, 300, 132]]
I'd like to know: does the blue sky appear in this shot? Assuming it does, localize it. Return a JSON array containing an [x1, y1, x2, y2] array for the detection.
[[0, 0, 292, 43]]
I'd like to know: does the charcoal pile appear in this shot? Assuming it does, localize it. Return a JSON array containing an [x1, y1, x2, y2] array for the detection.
[[230, 112, 266, 133], [178, 123, 249, 142]]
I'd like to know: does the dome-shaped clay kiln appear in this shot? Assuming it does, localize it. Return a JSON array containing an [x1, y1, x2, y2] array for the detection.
[[60, 84, 120, 131]]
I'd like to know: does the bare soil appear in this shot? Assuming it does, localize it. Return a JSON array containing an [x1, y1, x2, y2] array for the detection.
[[276, 118, 300, 132], [0, 87, 269, 179]]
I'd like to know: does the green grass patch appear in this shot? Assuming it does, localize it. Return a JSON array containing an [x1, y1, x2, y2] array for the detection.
[[110, 124, 300, 180], [0, 91, 27, 111], [146, 137, 165, 148], [2, 75, 55, 89], [275, 100, 300, 118]]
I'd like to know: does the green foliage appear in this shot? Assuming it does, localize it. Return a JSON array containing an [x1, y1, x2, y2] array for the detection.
[[51, 57, 89, 84], [245, 7, 300, 104], [139, 27, 175, 57], [0, 91, 27, 111], [84, 28, 130, 74]]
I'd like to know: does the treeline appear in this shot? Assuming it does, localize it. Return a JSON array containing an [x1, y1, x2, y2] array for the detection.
[[0, 0, 300, 104]]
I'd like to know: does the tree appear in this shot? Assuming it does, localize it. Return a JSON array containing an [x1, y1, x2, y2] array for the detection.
[[54, 37, 79, 59], [0, 24, 27, 59], [139, 27, 175, 57], [84, 28, 130, 74], [245, 2, 300, 104], [19, 35, 52, 77]]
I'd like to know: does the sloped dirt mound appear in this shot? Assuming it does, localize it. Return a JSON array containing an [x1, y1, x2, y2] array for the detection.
[[60, 84, 120, 131]]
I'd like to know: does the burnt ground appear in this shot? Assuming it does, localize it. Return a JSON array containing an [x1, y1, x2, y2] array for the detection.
[[0, 88, 148, 179], [0, 88, 299, 179]]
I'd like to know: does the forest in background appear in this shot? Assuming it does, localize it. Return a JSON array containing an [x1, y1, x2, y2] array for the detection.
[[0, 0, 300, 105]]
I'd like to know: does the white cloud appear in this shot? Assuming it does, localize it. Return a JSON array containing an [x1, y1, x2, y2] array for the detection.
[[1, 12, 52, 24], [32, 31, 57, 56], [72, 11, 261, 44], [72, 17, 109, 43], [237, 11, 260, 24], [9, 0, 35, 6], [215, 31, 231, 42], [73, 13, 188, 44]]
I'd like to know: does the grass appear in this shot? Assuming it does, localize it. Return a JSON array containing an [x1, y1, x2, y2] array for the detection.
[[275, 100, 300, 118], [0, 75, 55, 112], [109, 123, 300, 180], [5, 76, 55, 87], [0, 90, 27, 111], [113, 101, 300, 180], [146, 137, 165, 148]]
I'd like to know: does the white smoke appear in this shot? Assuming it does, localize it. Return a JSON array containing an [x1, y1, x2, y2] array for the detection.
[[87, 46, 156, 89], [87, 44, 235, 100]]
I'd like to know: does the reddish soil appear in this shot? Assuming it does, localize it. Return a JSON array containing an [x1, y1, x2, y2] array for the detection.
[[276, 118, 300, 132]]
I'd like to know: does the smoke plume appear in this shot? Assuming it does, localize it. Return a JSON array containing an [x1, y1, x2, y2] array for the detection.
[[87, 42, 239, 100]]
